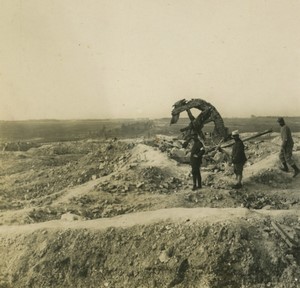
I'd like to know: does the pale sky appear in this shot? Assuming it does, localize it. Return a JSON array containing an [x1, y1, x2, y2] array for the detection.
[[1, 0, 300, 120]]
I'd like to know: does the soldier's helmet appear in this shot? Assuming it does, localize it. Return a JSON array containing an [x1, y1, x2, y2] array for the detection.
[[231, 130, 239, 136], [277, 117, 285, 124]]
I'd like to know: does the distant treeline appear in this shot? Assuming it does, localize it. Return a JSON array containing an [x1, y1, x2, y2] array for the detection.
[[153, 116, 300, 135], [0, 119, 154, 142], [0, 117, 300, 142]]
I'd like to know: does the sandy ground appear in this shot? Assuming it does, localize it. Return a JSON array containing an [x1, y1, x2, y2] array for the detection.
[[1, 134, 300, 287]]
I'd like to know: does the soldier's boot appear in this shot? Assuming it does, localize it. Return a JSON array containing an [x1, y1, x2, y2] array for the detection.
[[280, 162, 289, 172], [197, 173, 202, 189], [292, 164, 299, 178], [232, 183, 242, 189], [192, 175, 197, 191]]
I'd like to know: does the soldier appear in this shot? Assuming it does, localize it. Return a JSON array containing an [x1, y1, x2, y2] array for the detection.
[[277, 117, 299, 177], [231, 130, 247, 189], [190, 135, 205, 190]]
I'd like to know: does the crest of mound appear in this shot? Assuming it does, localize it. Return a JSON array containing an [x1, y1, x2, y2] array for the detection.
[[244, 151, 300, 187], [245, 152, 280, 178], [120, 143, 190, 178]]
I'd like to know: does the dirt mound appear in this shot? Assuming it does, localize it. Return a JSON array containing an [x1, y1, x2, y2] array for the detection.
[[128, 143, 186, 176], [1, 208, 300, 288], [0, 140, 135, 210], [96, 143, 189, 195], [2, 133, 300, 287]]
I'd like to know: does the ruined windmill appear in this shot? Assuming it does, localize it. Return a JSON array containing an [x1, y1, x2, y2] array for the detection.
[[170, 98, 230, 147], [170, 98, 272, 163]]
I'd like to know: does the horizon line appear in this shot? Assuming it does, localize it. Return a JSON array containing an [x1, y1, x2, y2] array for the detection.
[[1, 115, 300, 122]]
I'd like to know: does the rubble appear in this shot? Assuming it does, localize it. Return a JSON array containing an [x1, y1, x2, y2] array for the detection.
[[1, 129, 300, 287], [250, 169, 290, 188], [61, 212, 85, 221], [2, 216, 300, 287]]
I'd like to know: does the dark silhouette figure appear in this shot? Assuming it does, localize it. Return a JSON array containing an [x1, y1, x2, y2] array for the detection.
[[277, 117, 299, 177], [190, 136, 205, 190], [231, 130, 247, 189]]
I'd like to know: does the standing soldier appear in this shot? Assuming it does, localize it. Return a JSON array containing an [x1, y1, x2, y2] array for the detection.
[[277, 117, 299, 177], [190, 135, 205, 190], [231, 130, 247, 189]]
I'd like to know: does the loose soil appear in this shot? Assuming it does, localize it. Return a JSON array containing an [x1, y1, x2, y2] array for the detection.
[[1, 133, 300, 287]]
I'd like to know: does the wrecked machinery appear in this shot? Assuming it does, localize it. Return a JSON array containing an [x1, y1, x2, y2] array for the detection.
[[170, 98, 230, 146], [170, 98, 273, 163]]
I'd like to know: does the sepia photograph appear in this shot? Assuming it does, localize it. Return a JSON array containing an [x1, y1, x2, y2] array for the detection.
[[1, 1, 300, 287]]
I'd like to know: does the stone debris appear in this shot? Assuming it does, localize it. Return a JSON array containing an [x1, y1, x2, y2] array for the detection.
[[1, 131, 300, 287], [61, 212, 85, 221]]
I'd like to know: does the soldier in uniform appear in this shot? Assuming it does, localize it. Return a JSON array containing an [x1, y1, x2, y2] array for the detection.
[[231, 130, 247, 189], [277, 117, 299, 177], [190, 135, 205, 190]]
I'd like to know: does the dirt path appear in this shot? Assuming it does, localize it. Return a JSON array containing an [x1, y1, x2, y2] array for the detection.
[[1, 206, 299, 236], [52, 177, 103, 205]]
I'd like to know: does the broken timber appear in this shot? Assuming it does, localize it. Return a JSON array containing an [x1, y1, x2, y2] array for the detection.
[[207, 129, 273, 153], [271, 221, 299, 249]]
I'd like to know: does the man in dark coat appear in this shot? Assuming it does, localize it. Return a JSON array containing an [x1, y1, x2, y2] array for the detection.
[[231, 130, 247, 189], [190, 135, 205, 190], [277, 117, 299, 177]]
